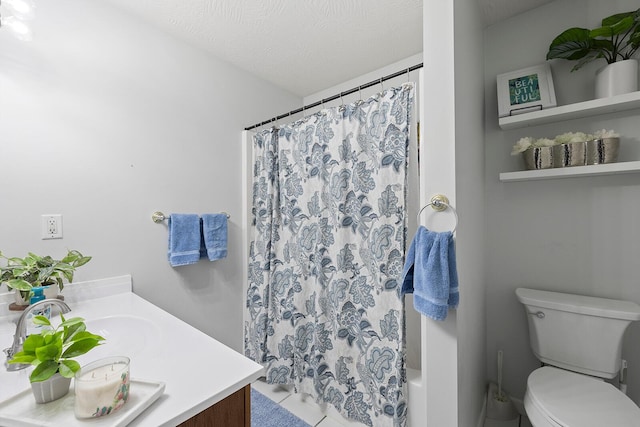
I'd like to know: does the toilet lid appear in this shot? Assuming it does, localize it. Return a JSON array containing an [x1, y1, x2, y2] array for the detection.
[[527, 367, 640, 427]]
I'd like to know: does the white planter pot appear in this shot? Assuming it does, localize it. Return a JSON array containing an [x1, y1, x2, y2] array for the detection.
[[595, 59, 638, 99], [13, 289, 30, 306], [31, 373, 71, 404], [43, 285, 59, 300]]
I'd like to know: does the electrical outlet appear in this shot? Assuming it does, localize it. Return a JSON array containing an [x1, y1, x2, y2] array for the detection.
[[41, 214, 63, 239]]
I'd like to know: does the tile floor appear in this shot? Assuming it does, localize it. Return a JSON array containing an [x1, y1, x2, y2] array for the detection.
[[252, 379, 534, 427]]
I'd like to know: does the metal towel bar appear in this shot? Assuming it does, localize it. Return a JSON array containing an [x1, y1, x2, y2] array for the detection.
[[152, 211, 230, 223]]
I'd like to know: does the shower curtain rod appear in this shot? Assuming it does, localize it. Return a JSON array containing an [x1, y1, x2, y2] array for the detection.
[[244, 62, 423, 131]]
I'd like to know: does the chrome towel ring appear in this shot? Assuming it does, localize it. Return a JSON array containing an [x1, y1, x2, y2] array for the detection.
[[417, 194, 458, 233]]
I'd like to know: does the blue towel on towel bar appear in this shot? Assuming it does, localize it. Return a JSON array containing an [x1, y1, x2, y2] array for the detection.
[[168, 214, 201, 267], [201, 213, 228, 261], [401, 226, 459, 320]]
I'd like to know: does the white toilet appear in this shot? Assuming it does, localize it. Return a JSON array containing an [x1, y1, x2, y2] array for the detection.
[[516, 287, 640, 427]]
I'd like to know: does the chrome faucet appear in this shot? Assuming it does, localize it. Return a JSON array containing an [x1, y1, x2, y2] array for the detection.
[[3, 299, 71, 371]]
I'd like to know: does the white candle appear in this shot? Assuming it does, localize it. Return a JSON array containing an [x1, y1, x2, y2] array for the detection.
[[75, 356, 130, 419]]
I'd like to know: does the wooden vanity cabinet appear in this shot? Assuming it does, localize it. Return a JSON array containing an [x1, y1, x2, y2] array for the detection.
[[178, 385, 250, 427]]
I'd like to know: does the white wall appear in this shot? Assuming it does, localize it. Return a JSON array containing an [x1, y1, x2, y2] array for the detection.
[[0, 0, 300, 352], [422, 0, 487, 425], [453, 2, 487, 426], [484, 0, 640, 404]]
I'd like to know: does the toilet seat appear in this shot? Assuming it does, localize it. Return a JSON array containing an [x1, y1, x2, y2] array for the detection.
[[525, 366, 640, 427]]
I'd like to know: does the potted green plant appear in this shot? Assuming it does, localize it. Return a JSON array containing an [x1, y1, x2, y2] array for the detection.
[[546, 8, 640, 98], [8, 314, 105, 403], [0, 250, 92, 305]]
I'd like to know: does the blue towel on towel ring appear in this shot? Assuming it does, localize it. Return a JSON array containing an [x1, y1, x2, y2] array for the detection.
[[168, 214, 201, 267], [401, 226, 459, 320], [201, 213, 228, 261]]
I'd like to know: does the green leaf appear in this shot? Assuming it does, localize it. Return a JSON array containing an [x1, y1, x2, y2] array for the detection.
[[63, 270, 74, 282], [22, 334, 46, 353], [55, 263, 74, 272], [58, 360, 80, 378], [61, 250, 84, 263], [61, 338, 103, 358], [73, 256, 92, 268], [8, 257, 27, 266], [37, 266, 55, 282], [32, 315, 52, 327], [61, 253, 78, 264], [7, 354, 36, 364], [547, 27, 592, 60], [35, 343, 62, 362], [632, 26, 640, 42], [63, 321, 86, 343], [602, 11, 635, 28], [591, 16, 634, 38], [69, 331, 105, 342], [610, 16, 634, 36], [30, 360, 60, 382], [43, 330, 63, 346], [6, 279, 32, 291], [59, 317, 85, 328]]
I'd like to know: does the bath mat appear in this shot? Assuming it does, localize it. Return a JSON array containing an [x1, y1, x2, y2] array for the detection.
[[251, 388, 311, 427]]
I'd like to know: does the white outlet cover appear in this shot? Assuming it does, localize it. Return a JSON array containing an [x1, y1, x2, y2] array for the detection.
[[41, 214, 63, 239]]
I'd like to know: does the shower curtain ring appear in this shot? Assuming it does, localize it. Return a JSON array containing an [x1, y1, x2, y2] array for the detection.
[[379, 78, 384, 92], [406, 68, 410, 82]]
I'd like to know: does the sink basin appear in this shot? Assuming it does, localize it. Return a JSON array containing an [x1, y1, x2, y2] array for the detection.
[[76, 315, 162, 364], [0, 313, 163, 404], [1, 314, 162, 367]]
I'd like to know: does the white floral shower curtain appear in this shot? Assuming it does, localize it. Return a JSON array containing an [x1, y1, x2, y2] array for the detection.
[[246, 83, 414, 427]]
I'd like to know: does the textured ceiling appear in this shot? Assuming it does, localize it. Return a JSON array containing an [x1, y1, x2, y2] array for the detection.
[[102, 0, 554, 97]]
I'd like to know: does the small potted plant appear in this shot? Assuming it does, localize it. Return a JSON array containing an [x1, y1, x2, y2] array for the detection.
[[8, 314, 105, 403], [0, 250, 92, 305], [511, 136, 557, 170], [546, 8, 640, 98]]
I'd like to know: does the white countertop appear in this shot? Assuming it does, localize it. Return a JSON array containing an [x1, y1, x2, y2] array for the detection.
[[0, 276, 263, 426]]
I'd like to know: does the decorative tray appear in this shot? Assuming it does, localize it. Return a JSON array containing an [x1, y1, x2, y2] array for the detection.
[[0, 378, 165, 427]]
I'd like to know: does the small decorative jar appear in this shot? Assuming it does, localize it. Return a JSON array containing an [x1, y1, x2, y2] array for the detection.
[[522, 146, 553, 170], [586, 137, 620, 165], [552, 141, 586, 168]]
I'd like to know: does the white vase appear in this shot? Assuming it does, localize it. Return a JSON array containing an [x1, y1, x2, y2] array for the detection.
[[595, 59, 639, 99]]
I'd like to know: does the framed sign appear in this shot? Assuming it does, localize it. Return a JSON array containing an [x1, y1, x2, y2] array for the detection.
[[497, 64, 556, 118]]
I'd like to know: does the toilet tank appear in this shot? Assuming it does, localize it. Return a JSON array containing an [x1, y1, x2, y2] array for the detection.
[[516, 288, 640, 379]]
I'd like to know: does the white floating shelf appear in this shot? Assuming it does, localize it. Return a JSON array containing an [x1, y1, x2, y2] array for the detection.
[[499, 161, 640, 182], [498, 91, 640, 130]]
